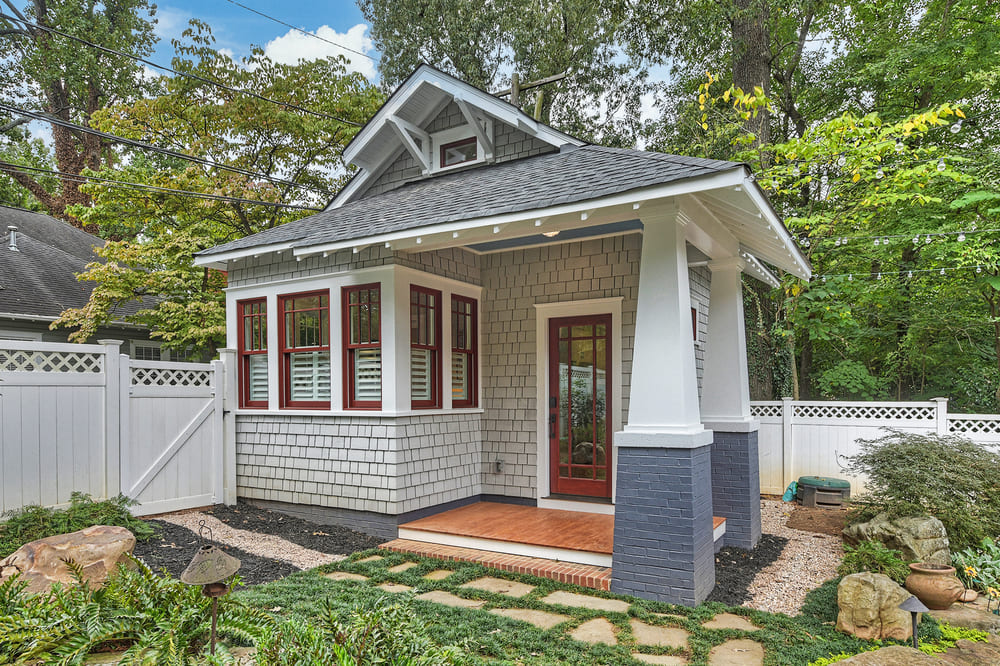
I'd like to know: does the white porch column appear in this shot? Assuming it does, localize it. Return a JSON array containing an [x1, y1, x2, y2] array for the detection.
[[700, 257, 754, 431], [624, 203, 707, 438]]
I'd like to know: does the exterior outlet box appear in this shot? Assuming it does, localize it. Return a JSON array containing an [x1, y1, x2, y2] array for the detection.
[[494, 459, 504, 474]]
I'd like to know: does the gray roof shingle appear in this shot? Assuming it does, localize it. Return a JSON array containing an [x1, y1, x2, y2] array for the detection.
[[199, 145, 742, 257]]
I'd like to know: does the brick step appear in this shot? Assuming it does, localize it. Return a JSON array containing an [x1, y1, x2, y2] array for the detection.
[[381, 538, 612, 591]]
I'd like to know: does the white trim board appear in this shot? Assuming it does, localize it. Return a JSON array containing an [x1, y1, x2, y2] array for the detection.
[[397, 527, 613, 567]]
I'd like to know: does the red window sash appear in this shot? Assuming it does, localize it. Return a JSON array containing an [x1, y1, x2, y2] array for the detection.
[[439, 136, 477, 168], [278, 290, 330, 409], [343, 283, 382, 410], [451, 295, 477, 408], [410, 285, 442, 409], [237, 298, 267, 409]]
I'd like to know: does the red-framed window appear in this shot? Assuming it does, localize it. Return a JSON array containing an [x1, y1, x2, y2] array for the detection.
[[238, 298, 268, 409], [343, 283, 381, 409], [451, 295, 477, 407], [278, 291, 330, 409], [691, 307, 698, 341], [410, 286, 442, 409], [439, 136, 477, 168]]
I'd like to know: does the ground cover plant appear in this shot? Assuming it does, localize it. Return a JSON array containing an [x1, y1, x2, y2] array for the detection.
[[843, 430, 1000, 551], [0, 493, 155, 558], [837, 541, 910, 585]]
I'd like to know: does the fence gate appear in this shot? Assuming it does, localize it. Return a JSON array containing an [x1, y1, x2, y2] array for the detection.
[[122, 360, 225, 516]]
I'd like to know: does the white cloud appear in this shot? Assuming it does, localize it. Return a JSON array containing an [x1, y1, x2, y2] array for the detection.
[[263, 24, 376, 78]]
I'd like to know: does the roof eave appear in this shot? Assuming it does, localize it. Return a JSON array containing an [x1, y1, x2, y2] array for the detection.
[[193, 241, 298, 268]]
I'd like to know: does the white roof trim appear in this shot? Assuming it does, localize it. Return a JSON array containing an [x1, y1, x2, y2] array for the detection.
[[742, 175, 811, 280], [193, 241, 296, 269], [739, 248, 781, 288]]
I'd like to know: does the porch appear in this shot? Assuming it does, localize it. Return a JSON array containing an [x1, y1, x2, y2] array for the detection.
[[382, 502, 726, 591]]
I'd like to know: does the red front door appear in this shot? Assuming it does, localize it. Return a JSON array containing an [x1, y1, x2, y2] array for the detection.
[[549, 314, 612, 498]]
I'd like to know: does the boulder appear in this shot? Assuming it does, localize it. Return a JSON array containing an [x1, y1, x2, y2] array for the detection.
[[843, 513, 950, 564], [836, 572, 914, 641], [0, 525, 136, 595]]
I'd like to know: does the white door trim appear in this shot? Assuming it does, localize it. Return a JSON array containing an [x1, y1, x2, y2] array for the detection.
[[533, 297, 623, 512]]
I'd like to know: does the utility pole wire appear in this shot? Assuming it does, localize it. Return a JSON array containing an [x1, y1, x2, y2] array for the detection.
[[0, 161, 323, 210], [0, 102, 334, 196], [220, 0, 376, 62], [0, 12, 363, 127]]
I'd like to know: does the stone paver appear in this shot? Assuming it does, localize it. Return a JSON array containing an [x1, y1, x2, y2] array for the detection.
[[631, 654, 687, 665], [489, 608, 571, 630], [541, 590, 630, 613], [461, 576, 535, 598], [323, 572, 368, 582], [569, 618, 618, 645], [630, 619, 689, 648], [707, 639, 764, 666], [356, 555, 383, 563], [388, 562, 419, 573], [378, 582, 413, 593], [702, 613, 759, 631], [424, 569, 454, 580], [416, 590, 486, 609]]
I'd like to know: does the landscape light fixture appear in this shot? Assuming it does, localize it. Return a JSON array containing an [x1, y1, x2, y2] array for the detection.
[[898, 594, 929, 650], [180, 522, 241, 656]]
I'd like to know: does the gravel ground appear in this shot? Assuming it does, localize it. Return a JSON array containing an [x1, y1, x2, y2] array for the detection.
[[133, 520, 299, 585], [744, 499, 843, 615], [706, 534, 789, 606]]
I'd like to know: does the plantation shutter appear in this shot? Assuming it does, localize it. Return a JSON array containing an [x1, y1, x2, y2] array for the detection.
[[451, 352, 468, 401], [411, 348, 432, 401], [354, 348, 381, 401], [248, 354, 268, 402], [290, 351, 331, 401]]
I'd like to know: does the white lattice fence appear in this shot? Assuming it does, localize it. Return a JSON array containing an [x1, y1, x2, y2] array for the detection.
[[753, 399, 1000, 494]]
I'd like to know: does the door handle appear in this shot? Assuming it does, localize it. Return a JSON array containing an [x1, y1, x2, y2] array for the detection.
[[549, 413, 556, 438]]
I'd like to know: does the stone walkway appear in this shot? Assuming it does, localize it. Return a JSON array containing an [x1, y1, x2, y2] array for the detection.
[[327, 555, 767, 665]]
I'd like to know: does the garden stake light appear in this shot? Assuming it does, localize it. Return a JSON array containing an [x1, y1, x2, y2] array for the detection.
[[180, 522, 241, 656], [899, 595, 929, 649]]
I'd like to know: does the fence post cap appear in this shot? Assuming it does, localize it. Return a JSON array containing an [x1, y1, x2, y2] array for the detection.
[[97, 339, 124, 347]]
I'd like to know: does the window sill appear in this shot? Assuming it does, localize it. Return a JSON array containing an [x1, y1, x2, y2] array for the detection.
[[234, 407, 485, 418]]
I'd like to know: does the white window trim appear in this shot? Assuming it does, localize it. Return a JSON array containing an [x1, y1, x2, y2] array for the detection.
[[0, 328, 43, 341], [533, 297, 624, 512], [430, 120, 493, 172]]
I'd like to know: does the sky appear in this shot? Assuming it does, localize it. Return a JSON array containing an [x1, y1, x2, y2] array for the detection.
[[151, 0, 380, 79]]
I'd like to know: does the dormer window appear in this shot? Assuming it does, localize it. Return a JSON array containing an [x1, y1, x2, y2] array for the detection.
[[440, 137, 477, 168], [430, 119, 492, 172]]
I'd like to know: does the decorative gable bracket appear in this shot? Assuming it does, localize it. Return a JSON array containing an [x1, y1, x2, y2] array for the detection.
[[454, 98, 494, 161], [386, 115, 431, 173]]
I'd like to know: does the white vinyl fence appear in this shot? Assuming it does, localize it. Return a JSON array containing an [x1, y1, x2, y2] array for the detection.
[[0, 340, 236, 516], [753, 399, 1000, 495]]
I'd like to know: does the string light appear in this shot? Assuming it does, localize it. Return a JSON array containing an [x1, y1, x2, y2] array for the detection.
[[958, 233, 966, 242], [950, 119, 963, 134], [876, 168, 885, 179], [837, 155, 847, 167], [812, 264, 995, 282], [937, 157, 946, 172]]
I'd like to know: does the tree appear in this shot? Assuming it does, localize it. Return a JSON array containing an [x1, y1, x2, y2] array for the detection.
[[0, 0, 157, 224], [52, 24, 384, 355], [358, 0, 644, 145]]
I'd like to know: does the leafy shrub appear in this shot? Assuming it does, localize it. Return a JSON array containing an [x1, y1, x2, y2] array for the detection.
[[818, 360, 886, 400], [837, 541, 911, 585], [843, 430, 1000, 551], [0, 492, 155, 557], [954, 537, 1000, 595]]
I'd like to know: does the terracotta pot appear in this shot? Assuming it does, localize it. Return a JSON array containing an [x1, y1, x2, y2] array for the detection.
[[904, 562, 965, 610]]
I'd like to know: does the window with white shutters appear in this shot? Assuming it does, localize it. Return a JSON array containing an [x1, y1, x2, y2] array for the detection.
[[343, 284, 381, 409], [238, 298, 268, 408], [410, 286, 441, 408], [279, 291, 330, 408], [451, 295, 477, 407]]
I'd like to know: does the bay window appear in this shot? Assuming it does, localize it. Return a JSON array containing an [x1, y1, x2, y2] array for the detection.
[[238, 298, 268, 408], [343, 283, 381, 409], [451, 295, 477, 407], [279, 291, 330, 408], [410, 286, 442, 408]]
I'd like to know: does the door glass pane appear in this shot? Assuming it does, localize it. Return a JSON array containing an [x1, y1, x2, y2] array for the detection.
[[595, 337, 607, 464], [558, 340, 570, 467], [570, 337, 595, 469]]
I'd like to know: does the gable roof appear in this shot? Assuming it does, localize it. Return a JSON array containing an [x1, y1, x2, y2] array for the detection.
[[0, 205, 143, 321], [198, 145, 741, 259]]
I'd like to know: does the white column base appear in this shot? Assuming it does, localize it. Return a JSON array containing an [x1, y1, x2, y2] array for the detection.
[[701, 417, 760, 433]]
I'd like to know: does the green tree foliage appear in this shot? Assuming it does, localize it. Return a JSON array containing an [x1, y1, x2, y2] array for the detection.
[[51, 23, 383, 355], [358, 0, 645, 145], [0, 0, 157, 223]]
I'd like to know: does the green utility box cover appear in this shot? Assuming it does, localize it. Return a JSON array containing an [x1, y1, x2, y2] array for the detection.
[[797, 475, 851, 490]]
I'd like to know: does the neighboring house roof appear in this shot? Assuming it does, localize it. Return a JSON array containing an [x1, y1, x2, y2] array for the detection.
[[199, 144, 740, 258], [0, 205, 143, 322]]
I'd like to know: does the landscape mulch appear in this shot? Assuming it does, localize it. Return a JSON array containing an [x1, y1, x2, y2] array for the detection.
[[706, 534, 789, 606], [206, 501, 382, 555], [133, 519, 299, 586], [786, 504, 849, 536]]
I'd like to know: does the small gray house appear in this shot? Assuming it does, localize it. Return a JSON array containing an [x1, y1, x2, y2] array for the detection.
[[195, 65, 810, 605]]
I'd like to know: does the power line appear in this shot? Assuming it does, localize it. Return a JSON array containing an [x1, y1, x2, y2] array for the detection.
[[0, 102, 333, 196], [0, 161, 323, 210], [219, 0, 376, 62], [0, 12, 363, 128]]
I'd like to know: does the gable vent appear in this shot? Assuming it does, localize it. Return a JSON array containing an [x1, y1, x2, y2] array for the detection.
[[7, 225, 17, 251]]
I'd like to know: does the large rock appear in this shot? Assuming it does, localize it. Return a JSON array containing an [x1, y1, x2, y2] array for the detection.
[[836, 572, 914, 641], [843, 513, 950, 564], [0, 525, 136, 594]]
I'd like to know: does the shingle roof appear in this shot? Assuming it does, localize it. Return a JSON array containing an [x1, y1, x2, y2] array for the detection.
[[0, 206, 143, 320], [198, 145, 742, 257]]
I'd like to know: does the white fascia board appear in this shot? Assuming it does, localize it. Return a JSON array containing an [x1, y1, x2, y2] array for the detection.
[[293, 168, 748, 258], [739, 248, 781, 288], [742, 175, 812, 280], [192, 241, 297, 268]]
